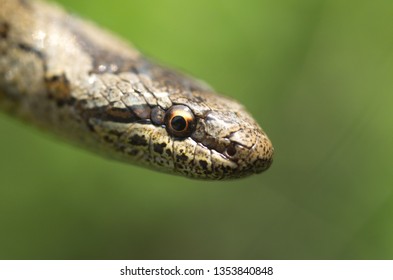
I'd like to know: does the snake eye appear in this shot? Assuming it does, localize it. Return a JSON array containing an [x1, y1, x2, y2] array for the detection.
[[165, 105, 196, 138]]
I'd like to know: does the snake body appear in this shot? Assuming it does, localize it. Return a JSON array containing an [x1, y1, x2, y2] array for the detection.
[[0, 0, 273, 180]]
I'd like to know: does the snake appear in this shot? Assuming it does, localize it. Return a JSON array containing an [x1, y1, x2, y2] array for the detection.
[[0, 0, 273, 180]]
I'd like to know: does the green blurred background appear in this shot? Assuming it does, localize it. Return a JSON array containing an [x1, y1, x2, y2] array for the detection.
[[1, 0, 393, 259]]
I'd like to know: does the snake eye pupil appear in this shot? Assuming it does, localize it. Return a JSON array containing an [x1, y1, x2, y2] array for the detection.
[[171, 116, 187, 131], [164, 105, 196, 138]]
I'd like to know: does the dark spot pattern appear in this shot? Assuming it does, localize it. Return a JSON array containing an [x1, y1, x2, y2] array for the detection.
[[128, 134, 147, 146], [153, 143, 167, 154], [0, 22, 9, 39], [199, 160, 208, 170], [176, 154, 188, 161], [45, 74, 72, 106]]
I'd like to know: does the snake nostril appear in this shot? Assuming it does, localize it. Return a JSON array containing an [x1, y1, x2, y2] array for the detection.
[[226, 144, 237, 157]]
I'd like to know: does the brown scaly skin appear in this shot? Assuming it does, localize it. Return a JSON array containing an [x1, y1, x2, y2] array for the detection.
[[0, 0, 273, 180]]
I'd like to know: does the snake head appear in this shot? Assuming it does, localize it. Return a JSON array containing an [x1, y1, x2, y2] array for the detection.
[[78, 67, 273, 180], [105, 89, 274, 180]]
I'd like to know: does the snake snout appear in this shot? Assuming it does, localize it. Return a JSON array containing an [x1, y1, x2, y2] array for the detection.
[[222, 126, 273, 178], [251, 131, 274, 174]]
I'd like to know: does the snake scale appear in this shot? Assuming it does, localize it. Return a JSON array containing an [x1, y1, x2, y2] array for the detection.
[[0, 0, 273, 180]]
